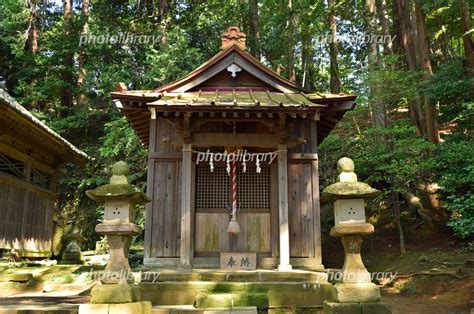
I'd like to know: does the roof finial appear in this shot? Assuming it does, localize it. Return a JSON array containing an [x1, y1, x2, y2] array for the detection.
[[221, 26, 246, 50]]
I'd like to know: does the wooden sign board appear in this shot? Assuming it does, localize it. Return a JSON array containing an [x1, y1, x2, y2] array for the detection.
[[220, 252, 257, 270]]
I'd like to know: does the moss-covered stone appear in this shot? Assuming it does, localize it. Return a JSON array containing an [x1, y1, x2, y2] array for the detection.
[[109, 301, 152, 314], [321, 182, 380, 203], [91, 283, 141, 303], [330, 224, 374, 237], [195, 293, 233, 308], [323, 301, 362, 314], [360, 302, 392, 314], [138, 281, 333, 308], [337, 158, 355, 172], [79, 303, 109, 314], [86, 184, 149, 203], [195, 292, 268, 309], [332, 283, 380, 303]]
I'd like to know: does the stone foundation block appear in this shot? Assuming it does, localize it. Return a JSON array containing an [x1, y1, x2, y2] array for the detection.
[[110, 301, 152, 314], [195, 293, 233, 308], [79, 301, 151, 314], [91, 283, 141, 303], [332, 283, 380, 303], [79, 304, 109, 314], [360, 302, 391, 314], [195, 292, 268, 309], [324, 301, 361, 314]]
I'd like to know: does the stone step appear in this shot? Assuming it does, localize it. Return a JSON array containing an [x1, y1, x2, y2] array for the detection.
[[0, 273, 33, 282], [139, 281, 332, 308], [0, 304, 78, 313], [152, 305, 257, 314], [0, 304, 258, 314], [195, 292, 268, 309]]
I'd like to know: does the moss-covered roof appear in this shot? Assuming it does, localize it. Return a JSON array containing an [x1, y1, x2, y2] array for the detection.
[[321, 182, 381, 202], [86, 183, 150, 204]]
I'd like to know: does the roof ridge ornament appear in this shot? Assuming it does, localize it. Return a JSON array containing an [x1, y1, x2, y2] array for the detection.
[[227, 63, 242, 77], [221, 26, 246, 50]]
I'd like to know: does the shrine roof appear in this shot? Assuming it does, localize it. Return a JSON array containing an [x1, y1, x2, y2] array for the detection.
[[110, 26, 357, 146], [0, 88, 89, 164]]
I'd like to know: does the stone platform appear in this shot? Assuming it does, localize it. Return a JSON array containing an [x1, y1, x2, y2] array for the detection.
[[138, 269, 332, 311]]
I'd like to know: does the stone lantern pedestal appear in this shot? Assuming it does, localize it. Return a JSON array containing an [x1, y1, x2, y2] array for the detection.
[[322, 158, 391, 314], [79, 161, 151, 314]]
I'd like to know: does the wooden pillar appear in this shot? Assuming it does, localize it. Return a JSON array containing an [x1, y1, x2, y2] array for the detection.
[[310, 119, 323, 268], [180, 143, 192, 269], [144, 114, 157, 260], [277, 144, 292, 271]]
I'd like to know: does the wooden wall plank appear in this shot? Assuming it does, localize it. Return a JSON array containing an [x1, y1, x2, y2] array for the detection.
[[151, 161, 167, 257], [288, 163, 301, 257], [300, 163, 314, 258], [163, 162, 177, 256], [194, 213, 230, 252]]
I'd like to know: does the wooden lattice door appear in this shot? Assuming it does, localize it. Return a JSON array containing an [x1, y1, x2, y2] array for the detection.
[[194, 164, 271, 255]]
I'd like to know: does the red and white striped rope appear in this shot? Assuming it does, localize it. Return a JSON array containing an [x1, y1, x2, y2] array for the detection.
[[231, 159, 237, 216]]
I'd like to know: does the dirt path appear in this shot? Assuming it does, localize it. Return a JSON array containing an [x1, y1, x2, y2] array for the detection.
[[382, 294, 472, 314]]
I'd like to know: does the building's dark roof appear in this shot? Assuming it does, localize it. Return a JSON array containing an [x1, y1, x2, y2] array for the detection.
[[0, 89, 89, 164]]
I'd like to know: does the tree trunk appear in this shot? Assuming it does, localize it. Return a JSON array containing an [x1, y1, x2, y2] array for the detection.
[[145, 0, 153, 17], [395, 0, 424, 135], [61, 0, 74, 109], [26, 0, 38, 54], [287, 0, 296, 83], [367, 0, 387, 129], [26, 0, 39, 108], [249, 0, 260, 59], [379, 0, 393, 55], [460, 0, 474, 74], [157, 0, 169, 24], [301, 33, 314, 90], [396, 0, 418, 70], [77, 0, 90, 104], [392, 192, 406, 255], [415, 1, 440, 144], [328, 0, 340, 93]]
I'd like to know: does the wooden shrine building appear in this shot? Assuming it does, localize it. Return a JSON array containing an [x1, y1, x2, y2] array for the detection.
[[112, 27, 356, 270], [0, 88, 88, 258]]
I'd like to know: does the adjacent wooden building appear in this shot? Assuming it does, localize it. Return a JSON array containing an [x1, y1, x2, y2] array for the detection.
[[112, 27, 356, 269], [0, 89, 88, 258]]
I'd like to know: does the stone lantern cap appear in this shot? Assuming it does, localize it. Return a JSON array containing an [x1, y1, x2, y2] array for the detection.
[[321, 157, 381, 203], [86, 161, 150, 204]]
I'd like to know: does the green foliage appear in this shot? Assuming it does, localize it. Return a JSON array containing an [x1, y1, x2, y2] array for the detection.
[[435, 134, 474, 238], [400, 282, 419, 295], [0, 0, 472, 249]]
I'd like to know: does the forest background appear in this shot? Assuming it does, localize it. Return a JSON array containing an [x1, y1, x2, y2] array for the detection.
[[0, 0, 472, 255]]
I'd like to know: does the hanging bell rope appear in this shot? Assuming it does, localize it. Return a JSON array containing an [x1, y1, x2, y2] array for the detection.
[[227, 157, 240, 234], [227, 122, 240, 235]]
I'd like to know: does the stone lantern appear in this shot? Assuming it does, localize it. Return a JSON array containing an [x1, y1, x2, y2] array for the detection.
[[86, 161, 150, 283], [322, 158, 390, 313], [81, 161, 151, 314]]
